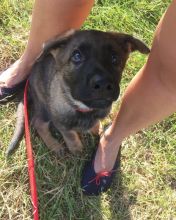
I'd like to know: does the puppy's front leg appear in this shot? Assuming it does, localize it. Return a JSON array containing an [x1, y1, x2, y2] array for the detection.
[[33, 118, 64, 156], [60, 130, 83, 155]]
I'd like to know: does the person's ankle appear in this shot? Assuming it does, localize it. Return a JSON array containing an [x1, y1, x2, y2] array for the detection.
[[94, 129, 122, 173], [102, 124, 124, 148]]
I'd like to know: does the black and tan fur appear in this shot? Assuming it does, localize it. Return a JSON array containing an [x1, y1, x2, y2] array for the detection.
[[7, 30, 150, 156]]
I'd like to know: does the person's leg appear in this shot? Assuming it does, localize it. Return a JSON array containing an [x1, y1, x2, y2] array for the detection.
[[94, 0, 176, 173], [0, 0, 94, 88]]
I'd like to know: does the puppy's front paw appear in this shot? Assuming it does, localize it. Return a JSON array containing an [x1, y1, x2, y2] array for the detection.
[[55, 146, 65, 157], [61, 130, 83, 155], [44, 139, 65, 157], [48, 142, 65, 157], [68, 143, 83, 155]]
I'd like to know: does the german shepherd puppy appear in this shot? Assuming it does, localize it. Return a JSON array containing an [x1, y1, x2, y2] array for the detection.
[[6, 30, 149, 156]]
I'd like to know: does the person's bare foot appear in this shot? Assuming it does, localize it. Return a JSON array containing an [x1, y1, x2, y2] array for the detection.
[[94, 125, 122, 173], [0, 56, 34, 88]]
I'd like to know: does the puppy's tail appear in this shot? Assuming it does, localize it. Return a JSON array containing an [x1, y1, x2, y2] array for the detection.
[[6, 101, 25, 156]]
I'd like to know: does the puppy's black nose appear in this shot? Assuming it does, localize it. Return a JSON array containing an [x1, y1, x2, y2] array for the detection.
[[90, 75, 114, 92]]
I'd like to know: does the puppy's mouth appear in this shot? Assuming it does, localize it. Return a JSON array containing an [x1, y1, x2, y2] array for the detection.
[[70, 98, 94, 113], [76, 106, 94, 113], [82, 99, 112, 109], [65, 88, 112, 112], [72, 98, 112, 113]]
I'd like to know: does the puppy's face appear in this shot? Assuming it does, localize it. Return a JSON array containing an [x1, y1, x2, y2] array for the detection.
[[43, 30, 149, 110]]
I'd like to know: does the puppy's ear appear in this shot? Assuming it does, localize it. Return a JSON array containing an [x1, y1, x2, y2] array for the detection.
[[37, 29, 75, 60], [110, 32, 150, 54], [123, 35, 150, 54], [43, 29, 75, 52]]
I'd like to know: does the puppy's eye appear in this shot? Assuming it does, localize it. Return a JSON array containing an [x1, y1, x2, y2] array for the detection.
[[71, 50, 83, 64], [111, 53, 118, 64]]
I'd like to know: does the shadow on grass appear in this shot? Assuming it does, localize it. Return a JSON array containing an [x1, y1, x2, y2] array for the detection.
[[107, 167, 137, 220]]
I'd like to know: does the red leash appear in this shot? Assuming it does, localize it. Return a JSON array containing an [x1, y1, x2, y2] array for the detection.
[[24, 80, 39, 220]]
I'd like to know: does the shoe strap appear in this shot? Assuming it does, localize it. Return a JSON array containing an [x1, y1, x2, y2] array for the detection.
[[88, 170, 115, 186]]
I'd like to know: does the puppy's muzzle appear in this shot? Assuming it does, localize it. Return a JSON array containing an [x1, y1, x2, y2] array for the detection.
[[90, 74, 114, 93], [90, 74, 119, 97], [85, 74, 120, 109]]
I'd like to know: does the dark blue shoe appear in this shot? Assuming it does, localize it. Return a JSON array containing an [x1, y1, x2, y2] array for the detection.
[[81, 147, 121, 196], [0, 80, 26, 103]]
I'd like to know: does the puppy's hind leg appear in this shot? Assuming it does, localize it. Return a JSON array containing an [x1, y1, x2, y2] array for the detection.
[[33, 117, 65, 156]]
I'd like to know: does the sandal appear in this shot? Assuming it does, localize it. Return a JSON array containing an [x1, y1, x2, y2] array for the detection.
[[0, 80, 26, 103], [81, 147, 121, 196]]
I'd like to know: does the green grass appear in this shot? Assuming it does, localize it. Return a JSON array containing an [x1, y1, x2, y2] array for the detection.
[[0, 0, 176, 219]]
